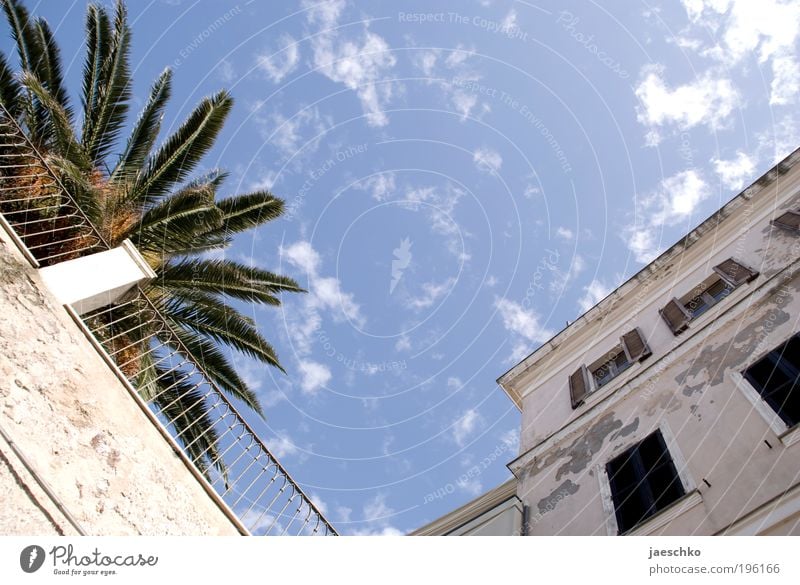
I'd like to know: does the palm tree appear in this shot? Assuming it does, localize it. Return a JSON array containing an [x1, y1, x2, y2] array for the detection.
[[0, 0, 302, 474]]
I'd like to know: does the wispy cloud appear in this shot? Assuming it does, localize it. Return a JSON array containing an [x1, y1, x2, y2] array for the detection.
[[451, 409, 481, 447], [256, 34, 300, 83], [623, 169, 711, 263], [303, 0, 397, 126], [473, 147, 503, 173], [712, 151, 756, 190], [494, 297, 554, 362], [635, 66, 739, 144]]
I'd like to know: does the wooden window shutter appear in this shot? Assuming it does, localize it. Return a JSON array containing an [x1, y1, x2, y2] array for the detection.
[[659, 298, 691, 335], [569, 365, 590, 409], [771, 210, 800, 233], [621, 328, 652, 362], [713, 258, 759, 287]]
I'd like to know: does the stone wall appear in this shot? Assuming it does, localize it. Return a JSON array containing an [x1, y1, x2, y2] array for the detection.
[[0, 226, 241, 535]]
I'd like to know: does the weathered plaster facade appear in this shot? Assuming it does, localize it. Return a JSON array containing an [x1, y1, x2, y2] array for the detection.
[[415, 148, 800, 536], [0, 225, 241, 535]]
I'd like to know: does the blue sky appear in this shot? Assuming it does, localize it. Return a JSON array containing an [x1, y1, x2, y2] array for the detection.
[[5, 0, 799, 534]]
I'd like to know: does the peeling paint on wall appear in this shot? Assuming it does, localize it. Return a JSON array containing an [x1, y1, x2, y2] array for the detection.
[[537, 479, 579, 515]]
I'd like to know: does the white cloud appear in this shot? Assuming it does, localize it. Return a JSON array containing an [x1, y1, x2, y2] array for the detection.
[[257, 34, 300, 83], [298, 360, 332, 393], [354, 172, 396, 201], [262, 106, 330, 159], [266, 431, 299, 458], [452, 409, 481, 447], [473, 147, 503, 173], [279, 240, 365, 386], [635, 67, 739, 140], [349, 493, 402, 536], [770, 55, 800, 105], [555, 226, 574, 240], [281, 240, 321, 274], [578, 279, 611, 313], [408, 277, 456, 311], [678, 0, 800, 107], [494, 297, 554, 362], [446, 376, 462, 391], [757, 114, 800, 163], [623, 169, 711, 263], [303, 0, 346, 27], [304, 2, 396, 127], [712, 151, 756, 190], [412, 46, 489, 122], [456, 476, 483, 496], [394, 335, 412, 352]]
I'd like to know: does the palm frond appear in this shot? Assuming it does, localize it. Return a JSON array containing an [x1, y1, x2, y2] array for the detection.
[[135, 187, 223, 254], [151, 366, 224, 478], [1, 0, 41, 74], [84, 0, 131, 165], [111, 68, 171, 183], [160, 258, 305, 303], [131, 90, 232, 202], [80, 3, 111, 146], [20, 72, 89, 170], [33, 17, 70, 120], [215, 191, 285, 236], [157, 320, 263, 416], [0, 51, 22, 116]]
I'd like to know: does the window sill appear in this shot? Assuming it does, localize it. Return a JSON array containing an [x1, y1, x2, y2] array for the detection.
[[625, 490, 703, 536], [779, 424, 800, 448]]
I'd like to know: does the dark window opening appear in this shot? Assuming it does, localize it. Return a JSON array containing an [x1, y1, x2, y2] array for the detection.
[[743, 333, 800, 428], [683, 278, 733, 318], [592, 351, 632, 389], [606, 431, 686, 534]]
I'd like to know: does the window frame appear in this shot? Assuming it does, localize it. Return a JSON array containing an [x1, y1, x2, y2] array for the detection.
[[740, 332, 800, 431], [569, 328, 652, 409], [659, 257, 758, 336], [598, 424, 696, 535]]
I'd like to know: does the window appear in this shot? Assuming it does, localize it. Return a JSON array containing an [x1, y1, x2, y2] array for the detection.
[[743, 333, 800, 428], [591, 350, 632, 389], [569, 328, 651, 408], [771, 208, 800, 233], [606, 430, 686, 534], [659, 257, 758, 335], [683, 277, 733, 318]]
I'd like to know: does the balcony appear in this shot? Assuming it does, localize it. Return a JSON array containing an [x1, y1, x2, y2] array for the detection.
[[0, 105, 336, 536]]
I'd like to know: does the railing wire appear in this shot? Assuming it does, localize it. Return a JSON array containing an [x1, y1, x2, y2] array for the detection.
[[0, 106, 105, 265], [0, 103, 336, 536]]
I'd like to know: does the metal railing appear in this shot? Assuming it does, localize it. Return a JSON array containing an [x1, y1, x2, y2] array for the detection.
[[0, 108, 104, 266], [0, 104, 336, 536]]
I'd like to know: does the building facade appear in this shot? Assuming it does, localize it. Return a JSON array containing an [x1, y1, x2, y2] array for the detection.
[[414, 147, 800, 536]]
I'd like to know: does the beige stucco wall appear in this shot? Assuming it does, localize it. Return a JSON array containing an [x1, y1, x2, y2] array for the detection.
[[509, 156, 800, 535], [0, 226, 241, 536]]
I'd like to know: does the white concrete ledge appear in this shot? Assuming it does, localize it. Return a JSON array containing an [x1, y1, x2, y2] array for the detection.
[[38, 239, 156, 315]]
